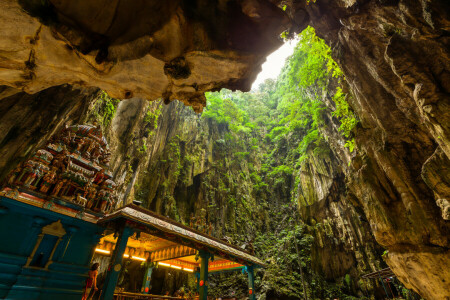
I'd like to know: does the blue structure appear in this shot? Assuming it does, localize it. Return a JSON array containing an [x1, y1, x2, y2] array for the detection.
[[0, 123, 117, 300], [0, 193, 102, 300]]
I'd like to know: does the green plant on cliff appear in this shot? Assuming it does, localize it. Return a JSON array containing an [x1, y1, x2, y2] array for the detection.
[[144, 105, 162, 129], [94, 91, 120, 127], [134, 25, 367, 299], [332, 87, 358, 152]]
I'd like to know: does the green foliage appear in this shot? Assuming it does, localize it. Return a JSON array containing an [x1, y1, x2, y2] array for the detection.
[[332, 87, 358, 152], [144, 106, 162, 128], [94, 91, 120, 127], [147, 25, 366, 299], [269, 165, 293, 177]]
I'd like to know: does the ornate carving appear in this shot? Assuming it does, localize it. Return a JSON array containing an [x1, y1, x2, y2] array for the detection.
[[3, 123, 118, 215]]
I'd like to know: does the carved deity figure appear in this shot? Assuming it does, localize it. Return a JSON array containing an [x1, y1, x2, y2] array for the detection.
[[84, 139, 96, 158], [51, 178, 67, 197], [86, 190, 97, 209], [52, 150, 69, 172], [7, 165, 22, 185], [93, 169, 106, 185], [86, 183, 97, 200], [24, 165, 43, 188], [74, 137, 86, 154], [101, 151, 111, 165], [91, 146, 102, 163], [60, 126, 72, 145], [39, 168, 57, 193]]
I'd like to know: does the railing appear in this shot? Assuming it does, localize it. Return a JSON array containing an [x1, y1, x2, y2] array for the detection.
[[113, 291, 190, 300]]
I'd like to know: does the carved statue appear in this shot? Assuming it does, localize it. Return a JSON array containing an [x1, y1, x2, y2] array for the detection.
[[101, 151, 111, 165], [93, 169, 106, 185], [91, 145, 101, 163], [61, 126, 73, 145], [51, 179, 66, 197], [7, 165, 22, 185], [86, 183, 97, 200], [39, 168, 57, 193], [24, 164, 43, 188], [74, 137, 86, 154], [84, 139, 96, 158], [52, 150, 69, 172]]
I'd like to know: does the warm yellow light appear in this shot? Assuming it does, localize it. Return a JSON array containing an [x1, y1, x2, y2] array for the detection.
[[158, 262, 170, 267], [183, 268, 194, 272], [131, 256, 146, 261], [95, 248, 110, 255], [123, 254, 130, 258], [170, 265, 182, 270]]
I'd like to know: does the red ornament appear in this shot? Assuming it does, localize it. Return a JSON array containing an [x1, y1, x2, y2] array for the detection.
[[199, 280, 204, 287], [145, 287, 149, 293], [249, 289, 253, 295]]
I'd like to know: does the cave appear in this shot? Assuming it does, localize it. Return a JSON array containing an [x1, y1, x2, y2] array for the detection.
[[0, 0, 448, 299]]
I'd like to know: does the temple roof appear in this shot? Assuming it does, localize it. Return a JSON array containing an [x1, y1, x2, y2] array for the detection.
[[68, 124, 109, 148], [98, 204, 266, 268]]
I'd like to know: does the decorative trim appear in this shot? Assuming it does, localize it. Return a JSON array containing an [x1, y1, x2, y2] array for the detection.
[[42, 220, 67, 237]]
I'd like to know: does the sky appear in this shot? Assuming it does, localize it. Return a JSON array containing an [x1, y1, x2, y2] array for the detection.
[[251, 39, 298, 90]]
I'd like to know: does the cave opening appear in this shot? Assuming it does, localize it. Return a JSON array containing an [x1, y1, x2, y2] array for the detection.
[[0, 1, 448, 299]]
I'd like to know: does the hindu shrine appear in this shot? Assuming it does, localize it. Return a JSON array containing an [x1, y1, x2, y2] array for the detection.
[[7, 123, 117, 216]]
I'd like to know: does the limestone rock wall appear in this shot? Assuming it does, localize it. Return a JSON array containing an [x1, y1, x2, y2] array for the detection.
[[288, 0, 450, 298], [0, 0, 288, 111], [95, 97, 385, 297]]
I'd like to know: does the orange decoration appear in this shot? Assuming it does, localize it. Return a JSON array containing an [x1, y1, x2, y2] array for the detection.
[[145, 287, 149, 293], [199, 280, 204, 286], [249, 289, 253, 295]]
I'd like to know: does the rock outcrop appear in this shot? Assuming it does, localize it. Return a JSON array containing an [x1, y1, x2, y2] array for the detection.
[[289, 1, 450, 298], [0, 0, 288, 112]]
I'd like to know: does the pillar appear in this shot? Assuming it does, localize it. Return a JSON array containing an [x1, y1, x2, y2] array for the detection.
[[141, 264, 154, 294], [199, 250, 210, 300], [247, 265, 256, 300], [101, 226, 133, 300]]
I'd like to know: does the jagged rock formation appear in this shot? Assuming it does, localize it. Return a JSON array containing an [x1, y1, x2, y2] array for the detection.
[[0, 0, 448, 298], [86, 96, 386, 298], [0, 0, 288, 112], [289, 1, 450, 299]]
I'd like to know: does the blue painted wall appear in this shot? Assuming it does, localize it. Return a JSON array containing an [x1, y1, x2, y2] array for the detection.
[[0, 196, 104, 300]]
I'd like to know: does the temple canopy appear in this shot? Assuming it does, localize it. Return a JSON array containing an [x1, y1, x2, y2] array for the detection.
[[96, 204, 266, 272]]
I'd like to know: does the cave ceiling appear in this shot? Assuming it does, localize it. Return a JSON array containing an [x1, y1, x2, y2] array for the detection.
[[0, 0, 291, 112]]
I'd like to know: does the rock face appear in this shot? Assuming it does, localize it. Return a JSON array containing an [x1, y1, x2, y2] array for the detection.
[[290, 1, 450, 299], [288, 1, 450, 299], [0, 0, 288, 111], [88, 95, 388, 298]]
